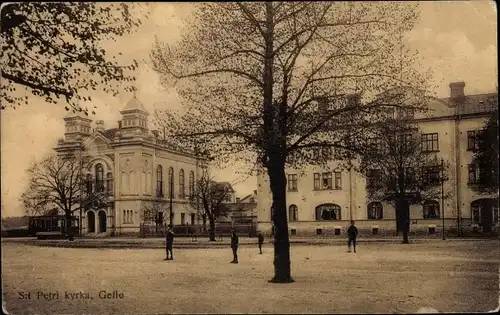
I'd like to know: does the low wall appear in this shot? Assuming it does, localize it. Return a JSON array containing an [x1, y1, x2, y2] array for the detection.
[[258, 219, 498, 237]]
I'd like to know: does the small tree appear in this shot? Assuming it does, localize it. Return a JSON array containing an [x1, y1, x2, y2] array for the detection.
[[471, 108, 499, 196], [141, 197, 168, 234], [20, 153, 105, 240], [1, 2, 147, 112], [189, 168, 232, 241], [358, 115, 450, 243]]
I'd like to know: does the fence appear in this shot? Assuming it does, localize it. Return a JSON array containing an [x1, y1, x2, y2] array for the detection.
[[140, 222, 258, 238]]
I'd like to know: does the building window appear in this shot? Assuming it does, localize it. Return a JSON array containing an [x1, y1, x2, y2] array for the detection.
[[86, 174, 93, 194], [471, 200, 499, 225], [321, 172, 333, 189], [366, 169, 382, 188], [190, 213, 195, 225], [334, 171, 342, 189], [467, 131, 478, 151], [123, 210, 133, 224], [181, 213, 186, 225], [179, 169, 185, 199], [423, 166, 440, 186], [421, 133, 439, 152], [315, 204, 341, 221], [106, 173, 113, 196], [367, 202, 383, 219], [288, 205, 298, 221], [287, 174, 298, 191], [397, 107, 415, 119], [189, 171, 195, 200], [156, 165, 163, 197], [168, 167, 174, 198], [95, 164, 104, 192], [313, 173, 321, 190], [468, 164, 479, 184], [423, 200, 440, 219]]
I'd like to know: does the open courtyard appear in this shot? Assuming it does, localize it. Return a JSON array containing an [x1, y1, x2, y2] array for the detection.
[[2, 240, 499, 314]]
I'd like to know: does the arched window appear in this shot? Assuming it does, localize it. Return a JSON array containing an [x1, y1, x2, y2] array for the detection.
[[367, 202, 383, 220], [289, 205, 298, 221], [179, 169, 185, 199], [156, 165, 163, 197], [86, 174, 93, 194], [168, 167, 174, 198], [106, 173, 113, 196], [189, 171, 195, 200], [423, 200, 440, 219], [315, 204, 341, 221], [95, 164, 104, 192]]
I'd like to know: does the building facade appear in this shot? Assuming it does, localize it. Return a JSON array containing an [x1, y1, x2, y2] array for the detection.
[[257, 82, 498, 236], [55, 96, 206, 236]]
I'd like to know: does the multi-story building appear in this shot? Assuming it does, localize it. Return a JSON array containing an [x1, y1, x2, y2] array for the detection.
[[54, 95, 207, 236], [257, 82, 498, 236]]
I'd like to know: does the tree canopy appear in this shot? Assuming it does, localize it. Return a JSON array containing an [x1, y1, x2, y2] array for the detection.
[[471, 108, 499, 196], [1, 2, 147, 113], [357, 115, 450, 242]]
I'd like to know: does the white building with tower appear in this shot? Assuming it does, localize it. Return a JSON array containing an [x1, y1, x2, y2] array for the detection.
[[55, 95, 207, 236]]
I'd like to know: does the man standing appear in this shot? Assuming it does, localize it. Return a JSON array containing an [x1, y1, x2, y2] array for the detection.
[[347, 220, 358, 253], [257, 231, 264, 254], [165, 225, 174, 260], [230, 229, 239, 263]]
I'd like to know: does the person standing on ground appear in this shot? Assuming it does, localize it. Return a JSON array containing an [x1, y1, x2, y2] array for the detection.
[[347, 220, 358, 253], [165, 225, 175, 260], [257, 231, 264, 254], [230, 229, 239, 263]]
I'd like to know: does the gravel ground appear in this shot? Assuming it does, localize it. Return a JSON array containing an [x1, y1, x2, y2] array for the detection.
[[2, 240, 499, 314]]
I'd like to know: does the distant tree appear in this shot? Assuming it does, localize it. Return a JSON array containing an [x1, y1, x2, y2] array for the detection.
[[141, 197, 168, 234], [21, 189, 51, 217], [1, 2, 147, 113], [20, 153, 105, 240], [358, 114, 450, 243], [150, 2, 431, 282], [189, 168, 232, 241], [471, 108, 499, 196]]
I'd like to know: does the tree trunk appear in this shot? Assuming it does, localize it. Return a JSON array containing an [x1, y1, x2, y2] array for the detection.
[[396, 198, 410, 244], [267, 158, 294, 283], [65, 213, 74, 241], [202, 216, 207, 232], [208, 218, 216, 241]]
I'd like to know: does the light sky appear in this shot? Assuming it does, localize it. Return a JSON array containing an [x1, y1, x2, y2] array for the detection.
[[1, 1, 497, 218]]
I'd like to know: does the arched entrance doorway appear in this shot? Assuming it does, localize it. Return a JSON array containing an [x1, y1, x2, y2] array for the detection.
[[471, 199, 499, 233], [87, 211, 96, 233], [98, 210, 107, 233]]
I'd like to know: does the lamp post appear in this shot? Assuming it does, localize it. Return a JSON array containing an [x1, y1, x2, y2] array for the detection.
[[441, 158, 445, 240], [169, 173, 173, 226], [79, 140, 83, 238]]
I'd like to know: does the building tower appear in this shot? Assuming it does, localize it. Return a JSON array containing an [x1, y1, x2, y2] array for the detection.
[[63, 110, 92, 142], [120, 92, 149, 137]]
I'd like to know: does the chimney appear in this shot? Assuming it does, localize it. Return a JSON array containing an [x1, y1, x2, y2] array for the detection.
[[118, 120, 122, 129], [96, 120, 105, 132], [236, 197, 241, 203], [449, 81, 465, 102]]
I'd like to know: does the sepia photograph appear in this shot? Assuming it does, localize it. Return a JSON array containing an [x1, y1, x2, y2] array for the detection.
[[1, 1, 498, 314]]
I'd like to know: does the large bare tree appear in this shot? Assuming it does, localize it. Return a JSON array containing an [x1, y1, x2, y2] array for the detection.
[[189, 168, 232, 241], [150, 2, 432, 282], [1, 2, 147, 113], [358, 113, 450, 243], [21, 153, 105, 240]]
